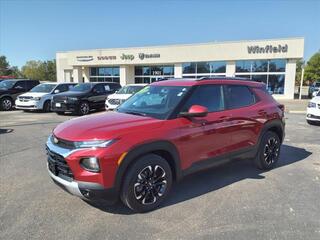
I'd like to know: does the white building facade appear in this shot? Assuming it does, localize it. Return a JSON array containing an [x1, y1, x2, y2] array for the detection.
[[56, 37, 304, 99]]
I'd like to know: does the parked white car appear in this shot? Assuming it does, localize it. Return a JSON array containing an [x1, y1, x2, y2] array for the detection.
[[306, 91, 320, 125], [105, 84, 147, 110], [15, 82, 76, 112]]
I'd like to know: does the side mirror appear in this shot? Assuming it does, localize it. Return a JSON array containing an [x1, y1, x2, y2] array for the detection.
[[179, 105, 208, 118], [54, 89, 60, 94]]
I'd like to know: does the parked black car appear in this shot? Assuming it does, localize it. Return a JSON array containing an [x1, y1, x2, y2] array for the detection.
[[51, 82, 121, 115], [0, 79, 40, 110]]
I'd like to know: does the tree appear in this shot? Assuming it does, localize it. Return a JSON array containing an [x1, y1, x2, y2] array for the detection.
[[304, 51, 320, 83], [0, 55, 22, 77], [21, 60, 56, 81]]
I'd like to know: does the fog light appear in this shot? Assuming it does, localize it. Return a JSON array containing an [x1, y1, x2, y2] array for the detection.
[[80, 157, 100, 172]]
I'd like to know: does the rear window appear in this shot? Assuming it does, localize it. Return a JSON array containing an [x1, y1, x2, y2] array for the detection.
[[224, 85, 256, 109]]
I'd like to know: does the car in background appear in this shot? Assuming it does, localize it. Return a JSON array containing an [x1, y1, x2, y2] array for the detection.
[[51, 82, 121, 115], [0, 79, 40, 110], [105, 84, 147, 110], [308, 81, 320, 98], [306, 90, 320, 125], [15, 82, 76, 112]]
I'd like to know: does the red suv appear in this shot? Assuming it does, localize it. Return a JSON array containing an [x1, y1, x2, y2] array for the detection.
[[46, 78, 285, 212]]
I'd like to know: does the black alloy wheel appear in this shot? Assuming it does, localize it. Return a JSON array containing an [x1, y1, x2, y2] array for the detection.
[[121, 154, 172, 213], [79, 102, 90, 115], [255, 131, 281, 170]]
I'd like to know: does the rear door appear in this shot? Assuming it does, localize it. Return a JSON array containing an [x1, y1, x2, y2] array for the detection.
[[223, 85, 261, 152], [89, 83, 107, 108]]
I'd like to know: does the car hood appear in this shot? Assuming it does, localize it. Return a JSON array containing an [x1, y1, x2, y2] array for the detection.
[[311, 96, 320, 104], [53, 111, 163, 141], [19, 92, 49, 98], [107, 93, 131, 100]]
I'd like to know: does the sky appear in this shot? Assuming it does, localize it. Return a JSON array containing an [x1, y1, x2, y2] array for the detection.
[[0, 0, 319, 68]]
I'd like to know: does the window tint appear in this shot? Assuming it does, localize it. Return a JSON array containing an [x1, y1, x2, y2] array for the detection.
[[14, 81, 26, 90], [56, 84, 69, 92], [224, 85, 255, 109], [182, 85, 224, 112], [93, 84, 106, 94]]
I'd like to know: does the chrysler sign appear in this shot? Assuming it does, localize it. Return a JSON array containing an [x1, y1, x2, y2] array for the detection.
[[247, 44, 288, 54], [76, 56, 94, 62]]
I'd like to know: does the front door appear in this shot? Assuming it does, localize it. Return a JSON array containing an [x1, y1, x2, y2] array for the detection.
[[174, 84, 233, 169]]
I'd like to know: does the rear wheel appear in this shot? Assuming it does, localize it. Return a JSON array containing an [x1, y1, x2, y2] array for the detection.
[[0, 97, 13, 111], [78, 101, 90, 115], [121, 154, 172, 213], [255, 131, 281, 170]]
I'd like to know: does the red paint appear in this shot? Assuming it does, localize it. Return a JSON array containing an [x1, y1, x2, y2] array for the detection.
[[53, 79, 284, 189]]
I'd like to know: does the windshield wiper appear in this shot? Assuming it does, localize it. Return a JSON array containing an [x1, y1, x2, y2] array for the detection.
[[123, 111, 147, 117]]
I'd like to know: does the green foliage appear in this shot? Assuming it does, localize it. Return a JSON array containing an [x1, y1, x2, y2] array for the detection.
[[0, 55, 23, 77], [304, 51, 320, 83], [21, 60, 56, 81], [295, 59, 305, 85]]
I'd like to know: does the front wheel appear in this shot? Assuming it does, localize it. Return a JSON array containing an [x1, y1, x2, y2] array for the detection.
[[43, 100, 51, 112], [0, 97, 13, 111], [78, 101, 90, 115], [121, 154, 172, 213], [255, 131, 281, 170]]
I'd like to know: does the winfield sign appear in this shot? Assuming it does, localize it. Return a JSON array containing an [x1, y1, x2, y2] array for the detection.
[[247, 44, 288, 54], [139, 53, 160, 60]]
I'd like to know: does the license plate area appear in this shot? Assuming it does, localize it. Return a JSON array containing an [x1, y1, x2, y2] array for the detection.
[[55, 103, 61, 107]]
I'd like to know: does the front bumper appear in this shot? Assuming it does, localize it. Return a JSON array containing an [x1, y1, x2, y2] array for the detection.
[[46, 136, 119, 203], [306, 107, 320, 121], [51, 101, 78, 112], [15, 99, 42, 110]]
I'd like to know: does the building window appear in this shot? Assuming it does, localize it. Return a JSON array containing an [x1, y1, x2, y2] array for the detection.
[[235, 59, 286, 94], [182, 61, 226, 78], [89, 67, 120, 83], [134, 65, 174, 84]]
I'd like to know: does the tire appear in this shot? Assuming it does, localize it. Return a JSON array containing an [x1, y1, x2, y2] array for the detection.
[[0, 97, 13, 111], [254, 131, 281, 170], [78, 101, 90, 115], [43, 100, 51, 112], [120, 154, 173, 213]]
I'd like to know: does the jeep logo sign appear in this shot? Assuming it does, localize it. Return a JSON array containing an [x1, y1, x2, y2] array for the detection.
[[120, 54, 134, 61], [247, 44, 288, 54]]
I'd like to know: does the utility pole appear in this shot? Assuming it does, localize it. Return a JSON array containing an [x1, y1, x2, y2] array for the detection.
[[299, 64, 305, 100]]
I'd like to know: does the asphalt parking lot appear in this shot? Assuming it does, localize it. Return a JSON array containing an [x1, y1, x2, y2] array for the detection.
[[0, 110, 319, 240]]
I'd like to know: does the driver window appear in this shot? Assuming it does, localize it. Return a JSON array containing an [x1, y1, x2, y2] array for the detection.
[[14, 81, 26, 90], [182, 85, 224, 112], [93, 84, 106, 94]]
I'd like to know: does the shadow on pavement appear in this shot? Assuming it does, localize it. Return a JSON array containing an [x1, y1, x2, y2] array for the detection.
[[0, 128, 14, 134], [86, 144, 312, 215]]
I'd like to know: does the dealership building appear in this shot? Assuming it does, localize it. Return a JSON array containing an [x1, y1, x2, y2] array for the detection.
[[56, 37, 304, 99]]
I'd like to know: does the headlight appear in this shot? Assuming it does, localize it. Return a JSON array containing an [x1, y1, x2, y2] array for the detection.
[[308, 102, 316, 108], [68, 97, 78, 101], [33, 97, 41, 101], [80, 157, 100, 172], [74, 139, 115, 148]]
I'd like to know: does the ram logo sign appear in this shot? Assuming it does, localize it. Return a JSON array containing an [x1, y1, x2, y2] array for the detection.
[[247, 44, 288, 54]]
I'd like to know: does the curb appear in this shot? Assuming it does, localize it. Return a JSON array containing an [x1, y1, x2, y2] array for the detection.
[[287, 110, 307, 114]]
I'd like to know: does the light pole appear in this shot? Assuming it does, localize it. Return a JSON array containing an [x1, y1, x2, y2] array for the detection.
[[299, 63, 305, 100]]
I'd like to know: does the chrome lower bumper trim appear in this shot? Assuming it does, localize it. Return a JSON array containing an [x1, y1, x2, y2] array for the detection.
[[47, 165, 84, 198]]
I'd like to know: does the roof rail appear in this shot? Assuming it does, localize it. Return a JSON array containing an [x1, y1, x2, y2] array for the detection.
[[196, 76, 252, 81]]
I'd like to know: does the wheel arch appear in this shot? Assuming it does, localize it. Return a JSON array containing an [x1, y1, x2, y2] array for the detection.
[[259, 119, 285, 144], [114, 140, 182, 193]]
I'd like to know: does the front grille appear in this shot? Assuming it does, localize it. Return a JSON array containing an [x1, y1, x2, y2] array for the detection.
[[108, 99, 121, 105], [53, 96, 68, 103], [46, 147, 74, 181], [51, 135, 75, 149], [19, 96, 33, 102]]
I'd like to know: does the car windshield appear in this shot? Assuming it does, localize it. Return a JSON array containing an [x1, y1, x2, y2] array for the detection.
[[117, 85, 190, 119], [0, 80, 17, 89], [30, 83, 56, 93], [70, 83, 92, 92], [117, 85, 145, 94]]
